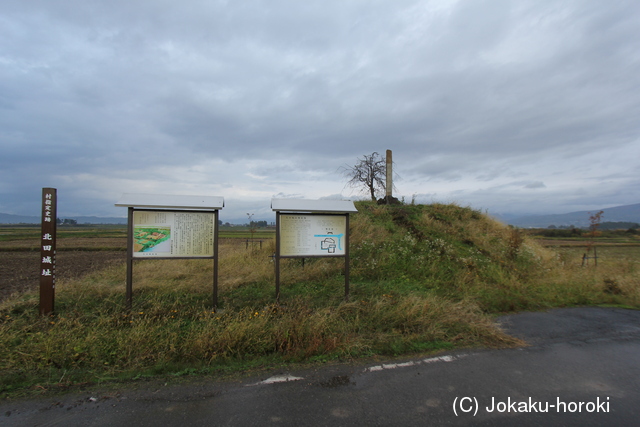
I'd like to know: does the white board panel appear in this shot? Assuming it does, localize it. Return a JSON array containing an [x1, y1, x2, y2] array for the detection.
[[132, 210, 215, 258], [279, 214, 347, 257]]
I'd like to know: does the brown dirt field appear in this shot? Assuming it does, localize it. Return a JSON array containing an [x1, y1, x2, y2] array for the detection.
[[0, 237, 127, 250], [0, 251, 126, 303]]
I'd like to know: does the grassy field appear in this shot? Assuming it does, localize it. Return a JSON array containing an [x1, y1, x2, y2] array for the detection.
[[1, 203, 638, 397], [219, 226, 275, 240], [526, 227, 640, 270]]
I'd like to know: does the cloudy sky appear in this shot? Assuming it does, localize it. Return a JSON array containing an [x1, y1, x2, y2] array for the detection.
[[1, 0, 639, 222]]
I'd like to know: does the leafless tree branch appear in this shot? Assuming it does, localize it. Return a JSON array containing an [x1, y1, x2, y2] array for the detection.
[[341, 152, 386, 201]]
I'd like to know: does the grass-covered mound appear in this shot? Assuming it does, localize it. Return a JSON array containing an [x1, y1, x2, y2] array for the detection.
[[350, 202, 638, 309], [1, 201, 638, 397], [352, 203, 562, 311]]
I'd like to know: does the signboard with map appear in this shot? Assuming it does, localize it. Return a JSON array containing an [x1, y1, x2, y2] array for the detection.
[[279, 214, 347, 257], [116, 193, 224, 309], [132, 210, 215, 258], [271, 198, 357, 301]]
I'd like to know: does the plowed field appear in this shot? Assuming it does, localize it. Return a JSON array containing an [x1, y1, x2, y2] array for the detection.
[[0, 228, 128, 302], [0, 250, 126, 302]]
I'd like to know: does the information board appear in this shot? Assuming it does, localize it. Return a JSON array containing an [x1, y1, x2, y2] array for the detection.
[[132, 210, 215, 258], [279, 214, 347, 257]]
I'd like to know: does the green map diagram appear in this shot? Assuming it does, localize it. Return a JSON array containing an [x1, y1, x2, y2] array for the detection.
[[133, 227, 171, 252]]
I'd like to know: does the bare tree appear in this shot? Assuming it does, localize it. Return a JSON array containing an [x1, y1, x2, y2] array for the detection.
[[342, 152, 386, 201], [583, 210, 604, 266]]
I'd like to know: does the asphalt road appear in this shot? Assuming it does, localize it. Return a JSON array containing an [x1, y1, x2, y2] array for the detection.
[[3, 306, 640, 426]]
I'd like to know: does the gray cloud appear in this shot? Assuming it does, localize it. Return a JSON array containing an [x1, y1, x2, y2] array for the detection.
[[1, 0, 639, 222], [523, 181, 546, 189]]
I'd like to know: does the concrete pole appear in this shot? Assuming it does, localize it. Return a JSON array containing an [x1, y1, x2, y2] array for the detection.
[[386, 149, 392, 198]]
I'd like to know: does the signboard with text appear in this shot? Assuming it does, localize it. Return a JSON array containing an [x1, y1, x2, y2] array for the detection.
[[279, 214, 347, 257], [271, 198, 357, 302], [132, 210, 215, 258], [115, 193, 224, 309]]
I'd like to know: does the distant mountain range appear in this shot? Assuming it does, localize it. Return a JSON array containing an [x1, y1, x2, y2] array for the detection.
[[0, 212, 127, 225], [2, 203, 639, 228], [503, 203, 640, 228]]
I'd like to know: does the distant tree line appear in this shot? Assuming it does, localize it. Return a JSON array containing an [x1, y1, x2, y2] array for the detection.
[[535, 227, 584, 238], [532, 222, 639, 238], [597, 221, 640, 231], [56, 218, 77, 226]]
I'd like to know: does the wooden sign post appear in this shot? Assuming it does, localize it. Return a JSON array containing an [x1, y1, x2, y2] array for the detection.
[[39, 188, 57, 315]]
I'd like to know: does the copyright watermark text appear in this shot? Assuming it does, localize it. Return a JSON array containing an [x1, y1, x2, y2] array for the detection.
[[453, 396, 610, 416]]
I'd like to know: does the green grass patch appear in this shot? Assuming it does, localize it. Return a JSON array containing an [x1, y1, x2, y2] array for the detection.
[[219, 228, 275, 239]]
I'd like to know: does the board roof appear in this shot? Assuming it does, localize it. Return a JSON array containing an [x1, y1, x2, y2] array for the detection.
[[115, 193, 224, 210], [271, 198, 357, 213]]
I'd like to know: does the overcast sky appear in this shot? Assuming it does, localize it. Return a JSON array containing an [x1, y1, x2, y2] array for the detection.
[[1, 0, 639, 222]]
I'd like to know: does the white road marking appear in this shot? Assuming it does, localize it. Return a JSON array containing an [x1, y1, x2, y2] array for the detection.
[[248, 354, 469, 386], [365, 354, 468, 373], [248, 375, 304, 386]]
